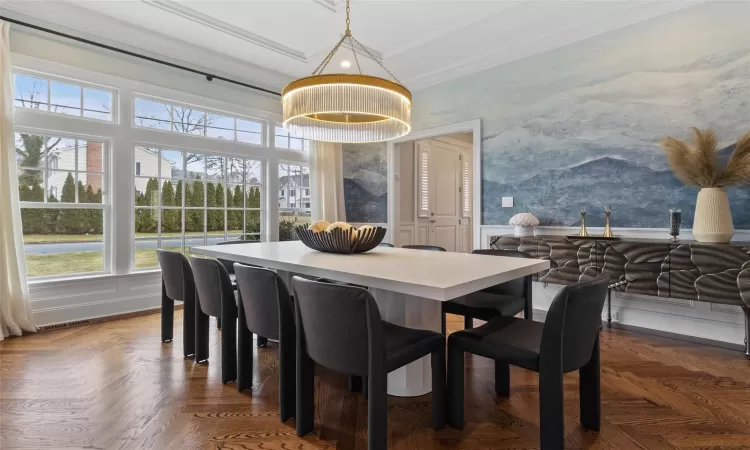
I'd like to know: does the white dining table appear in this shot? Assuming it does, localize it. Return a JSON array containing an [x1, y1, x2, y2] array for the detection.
[[191, 241, 549, 397]]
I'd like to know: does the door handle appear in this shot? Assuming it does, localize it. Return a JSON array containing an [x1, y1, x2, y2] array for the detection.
[[430, 212, 435, 216], [430, 220, 436, 223]]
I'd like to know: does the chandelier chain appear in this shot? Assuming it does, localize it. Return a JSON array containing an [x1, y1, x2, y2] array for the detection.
[[345, 0, 351, 35], [312, 34, 346, 75], [309, 0, 403, 84], [350, 35, 402, 84], [348, 36, 362, 74]]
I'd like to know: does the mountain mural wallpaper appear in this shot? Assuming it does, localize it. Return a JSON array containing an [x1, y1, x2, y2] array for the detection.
[[342, 142, 388, 223], [411, 2, 750, 229]]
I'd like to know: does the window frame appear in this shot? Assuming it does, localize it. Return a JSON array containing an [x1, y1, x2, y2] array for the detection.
[[132, 145, 266, 271], [16, 127, 112, 280], [274, 125, 311, 152], [132, 94, 267, 147], [13, 69, 118, 123], [13, 61, 306, 285]]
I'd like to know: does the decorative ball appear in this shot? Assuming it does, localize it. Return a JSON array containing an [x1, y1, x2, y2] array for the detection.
[[326, 221, 357, 241], [358, 224, 374, 232], [308, 220, 330, 233]]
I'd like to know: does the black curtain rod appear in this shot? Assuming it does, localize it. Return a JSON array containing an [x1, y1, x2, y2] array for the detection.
[[0, 15, 282, 97]]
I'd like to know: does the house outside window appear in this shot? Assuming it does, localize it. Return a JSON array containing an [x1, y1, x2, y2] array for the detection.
[[278, 163, 310, 240]]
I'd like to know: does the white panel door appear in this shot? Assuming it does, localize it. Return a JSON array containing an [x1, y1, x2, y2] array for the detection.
[[458, 152, 472, 253], [428, 141, 460, 252]]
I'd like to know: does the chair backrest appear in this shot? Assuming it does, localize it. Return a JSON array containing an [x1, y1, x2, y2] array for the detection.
[[402, 245, 446, 251], [190, 256, 236, 318], [541, 275, 609, 373], [216, 240, 260, 274], [234, 264, 293, 341], [378, 242, 395, 247], [291, 276, 383, 377], [471, 249, 531, 297], [156, 250, 195, 302]]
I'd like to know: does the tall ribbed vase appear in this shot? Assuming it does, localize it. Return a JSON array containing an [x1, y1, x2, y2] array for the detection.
[[692, 187, 734, 243]]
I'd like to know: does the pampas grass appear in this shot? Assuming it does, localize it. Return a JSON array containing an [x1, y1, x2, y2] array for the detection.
[[660, 128, 750, 188]]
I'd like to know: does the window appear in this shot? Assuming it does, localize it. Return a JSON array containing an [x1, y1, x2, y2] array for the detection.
[[278, 163, 310, 241], [133, 147, 264, 269], [135, 162, 141, 176], [134, 96, 265, 145], [275, 126, 310, 152], [14, 73, 113, 121], [17, 132, 108, 278]]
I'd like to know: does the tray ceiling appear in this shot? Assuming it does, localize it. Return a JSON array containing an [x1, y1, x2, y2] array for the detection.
[[1, 0, 702, 92]]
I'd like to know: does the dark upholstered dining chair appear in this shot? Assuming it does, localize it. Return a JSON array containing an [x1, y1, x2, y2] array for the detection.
[[441, 249, 534, 334], [447, 275, 609, 450], [156, 250, 196, 358], [214, 240, 267, 346], [234, 264, 296, 422], [291, 277, 446, 450], [189, 256, 238, 384], [401, 244, 446, 251]]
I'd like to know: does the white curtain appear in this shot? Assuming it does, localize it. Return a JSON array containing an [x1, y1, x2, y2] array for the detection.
[[0, 22, 36, 340], [309, 141, 346, 223]]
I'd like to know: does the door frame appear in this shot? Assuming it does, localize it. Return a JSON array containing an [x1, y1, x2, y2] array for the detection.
[[387, 119, 481, 249]]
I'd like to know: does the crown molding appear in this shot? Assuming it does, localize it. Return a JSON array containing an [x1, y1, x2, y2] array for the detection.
[[143, 0, 308, 62], [2, 6, 290, 92], [311, 0, 346, 13], [143, 0, 384, 66]]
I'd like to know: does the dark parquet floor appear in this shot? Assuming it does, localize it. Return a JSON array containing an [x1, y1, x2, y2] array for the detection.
[[1, 311, 750, 449]]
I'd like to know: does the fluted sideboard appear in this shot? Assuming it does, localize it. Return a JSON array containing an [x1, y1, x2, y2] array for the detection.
[[490, 235, 750, 354]]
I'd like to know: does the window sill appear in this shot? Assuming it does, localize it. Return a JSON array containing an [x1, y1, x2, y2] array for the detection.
[[28, 269, 161, 286]]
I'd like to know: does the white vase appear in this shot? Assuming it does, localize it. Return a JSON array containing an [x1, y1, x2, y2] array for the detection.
[[692, 187, 734, 243], [513, 225, 535, 237]]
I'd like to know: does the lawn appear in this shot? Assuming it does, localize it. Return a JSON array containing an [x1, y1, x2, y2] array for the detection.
[[25, 248, 183, 277], [23, 216, 308, 277]]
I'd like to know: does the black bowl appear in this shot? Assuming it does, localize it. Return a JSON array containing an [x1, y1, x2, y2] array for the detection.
[[295, 225, 387, 254]]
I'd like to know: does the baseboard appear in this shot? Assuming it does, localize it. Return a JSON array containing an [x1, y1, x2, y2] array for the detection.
[[605, 321, 746, 353], [532, 307, 746, 353], [34, 304, 181, 333], [32, 293, 168, 328]]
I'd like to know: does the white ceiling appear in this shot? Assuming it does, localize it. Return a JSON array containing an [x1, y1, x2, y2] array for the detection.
[[1, 0, 702, 93]]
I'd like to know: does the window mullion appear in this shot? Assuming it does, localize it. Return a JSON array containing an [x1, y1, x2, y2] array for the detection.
[[157, 149, 162, 253], [74, 139, 79, 203], [181, 151, 186, 254], [203, 157, 207, 246]]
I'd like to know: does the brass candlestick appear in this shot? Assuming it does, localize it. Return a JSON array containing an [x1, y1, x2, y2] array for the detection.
[[603, 205, 614, 238], [578, 208, 589, 237]]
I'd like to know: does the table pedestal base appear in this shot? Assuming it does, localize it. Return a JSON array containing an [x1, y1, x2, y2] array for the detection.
[[370, 288, 442, 397]]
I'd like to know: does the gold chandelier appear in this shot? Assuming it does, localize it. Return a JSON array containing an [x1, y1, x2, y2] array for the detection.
[[281, 0, 412, 143]]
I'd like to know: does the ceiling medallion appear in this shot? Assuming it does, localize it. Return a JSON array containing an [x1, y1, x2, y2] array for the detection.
[[281, 0, 412, 143]]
